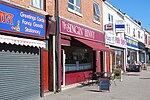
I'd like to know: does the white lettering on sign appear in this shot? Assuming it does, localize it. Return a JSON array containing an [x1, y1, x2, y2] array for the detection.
[[25, 27, 40, 35], [33, 22, 43, 28], [22, 19, 32, 27], [37, 16, 45, 23], [62, 21, 84, 36], [62, 21, 95, 39], [84, 29, 95, 39], [20, 12, 36, 21]]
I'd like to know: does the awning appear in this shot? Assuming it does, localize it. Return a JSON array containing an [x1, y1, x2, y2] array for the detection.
[[75, 38, 110, 51], [138, 41, 145, 49], [0, 34, 46, 48], [61, 38, 70, 46]]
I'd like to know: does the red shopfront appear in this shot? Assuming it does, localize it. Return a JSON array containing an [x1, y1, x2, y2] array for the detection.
[[59, 17, 110, 87]]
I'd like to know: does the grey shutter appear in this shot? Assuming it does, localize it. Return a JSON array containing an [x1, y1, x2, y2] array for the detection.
[[0, 44, 40, 100]]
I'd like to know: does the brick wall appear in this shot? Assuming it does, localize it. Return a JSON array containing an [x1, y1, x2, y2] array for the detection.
[[59, 0, 103, 32], [6, 0, 54, 16]]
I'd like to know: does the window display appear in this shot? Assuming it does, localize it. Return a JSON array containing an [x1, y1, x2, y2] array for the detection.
[[64, 46, 92, 72], [139, 51, 145, 63], [127, 49, 137, 65], [116, 50, 123, 68]]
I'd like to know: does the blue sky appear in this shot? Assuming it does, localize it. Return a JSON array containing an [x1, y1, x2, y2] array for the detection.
[[107, 0, 150, 32]]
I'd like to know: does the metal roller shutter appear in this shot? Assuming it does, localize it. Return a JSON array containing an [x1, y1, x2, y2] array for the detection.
[[0, 44, 40, 100]]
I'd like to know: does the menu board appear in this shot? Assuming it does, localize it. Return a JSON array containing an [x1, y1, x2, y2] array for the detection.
[[99, 78, 110, 91]]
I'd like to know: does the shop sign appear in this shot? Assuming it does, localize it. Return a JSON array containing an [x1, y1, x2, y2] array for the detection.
[[60, 18, 105, 42], [104, 24, 113, 31], [138, 42, 145, 49], [105, 33, 126, 48], [126, 37, 138, 48], [115, 20, 125, 33], [0, 3, 45, 38]]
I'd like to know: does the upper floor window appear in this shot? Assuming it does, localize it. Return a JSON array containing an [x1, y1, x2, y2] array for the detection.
[[126, 24, 130, 35], [138, 31, 140, 39], [68, 0, 81, 13], [93, 2, 100, 22], [108, 13, 113, 23], [145, 34, 147, 44], [30, 0, 44, 9], [149, 36, 150, 45], [133, 28, 135, 37]]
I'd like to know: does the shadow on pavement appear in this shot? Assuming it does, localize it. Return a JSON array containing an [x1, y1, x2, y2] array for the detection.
[[76, 82, 96, 88], [86, 90, 100, 92], [124, 73, 140, 76], [139, 78, 150, 80]]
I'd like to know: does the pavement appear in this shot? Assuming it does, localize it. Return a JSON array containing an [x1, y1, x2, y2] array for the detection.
[[39, 66, 150, 100]]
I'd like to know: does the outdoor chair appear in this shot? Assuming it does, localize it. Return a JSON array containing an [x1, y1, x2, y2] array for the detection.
[[110, 72, 117, 86], [84, 72, 93, 86]]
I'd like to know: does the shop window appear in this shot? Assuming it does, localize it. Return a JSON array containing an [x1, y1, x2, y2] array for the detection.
[[127, 49, 137, 65], [64, 46, 92, 72], [30, 0, 44, 9], [139, 52, 145, 63], [115, 50, 123, 69], [68, 0, 81, 14], [93, 2, 100, 22]]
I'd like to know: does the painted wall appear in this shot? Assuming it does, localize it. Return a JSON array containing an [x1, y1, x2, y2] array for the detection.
[[145, 30, 150, 48], [103, 1, 125, 39], [106, 52, 110, 72], [124, 15, 144, 43], [65, 70, 92, 85]]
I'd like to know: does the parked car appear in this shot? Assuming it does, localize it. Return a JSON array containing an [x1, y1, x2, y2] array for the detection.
[[126, 65, 141, 72]]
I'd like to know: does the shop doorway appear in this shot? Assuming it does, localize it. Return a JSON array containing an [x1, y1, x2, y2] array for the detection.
[[110, 52, 115, 72], [93, 51, 96, 72], [100, 51, 104, 72], [61, 49, 66, 87]]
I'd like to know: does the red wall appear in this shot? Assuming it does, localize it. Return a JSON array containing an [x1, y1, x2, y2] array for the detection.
[[122, 51, 125, 71], [96, 51, 100, 72], [42, 50, 49, 92], [106, 52, 110, 73], [65, 70, 93, 85]]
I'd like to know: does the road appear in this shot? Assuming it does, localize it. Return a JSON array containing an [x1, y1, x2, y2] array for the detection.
[[39, 66, 150, 100]]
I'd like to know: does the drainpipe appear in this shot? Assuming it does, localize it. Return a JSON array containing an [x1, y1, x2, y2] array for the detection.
[[55, 0, 60, 93]]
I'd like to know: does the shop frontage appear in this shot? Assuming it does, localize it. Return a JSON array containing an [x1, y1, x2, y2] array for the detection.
[[125, 36, 140, 71], [105, 33, 126, 72], [138, 41, 146, 64], [0, 2, 46, 99], [145, 48, 150, 64], [59, 17, 110, 87]]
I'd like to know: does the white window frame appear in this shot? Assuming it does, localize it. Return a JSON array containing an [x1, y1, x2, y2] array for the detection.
[[126, 24, 130, 35], [108, 13, 113, 23], [68, 0, 82, 16], [133, 28, 135, 37], [30, 0, 44, 9], [138, 31, 140, 39], [93, 2, 101, 23]]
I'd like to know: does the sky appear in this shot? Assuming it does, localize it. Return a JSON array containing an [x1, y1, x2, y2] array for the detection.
[[107, 0, 150, 32]]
